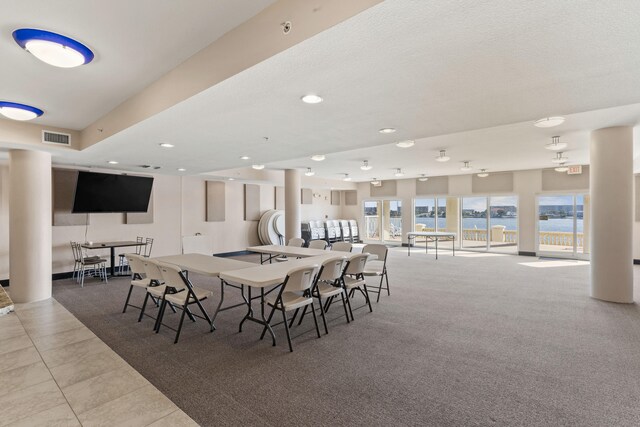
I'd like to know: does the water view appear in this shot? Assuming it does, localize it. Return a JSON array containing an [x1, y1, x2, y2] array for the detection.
[[416, 217, 583, 233]]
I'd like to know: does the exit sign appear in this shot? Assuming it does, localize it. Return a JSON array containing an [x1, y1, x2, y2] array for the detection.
[[567, 165, 582, 175]]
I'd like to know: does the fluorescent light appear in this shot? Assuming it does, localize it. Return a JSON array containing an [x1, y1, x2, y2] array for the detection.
[[107, 160, 119, 165], [460, 161, 472, 171], [545, 136, 567, 151], [534, 117, 565, 128], [0, 101, 43, 121], [159, 143, 174, 148], [13, 29, 94, 68], [360, 160, 372, 171], [252, 164, 265, 170], [311, 154, 325, 161], [240, 156, 250, 160], [435, 150, 450, 162], [305, 168, 315, 176], [551, 152, 568, 164], [379, 128, 396, 134], [343, 174, 352, 181], [395, 140, 415, 148], [394, 168, 404, 177], [477, 169, 489, 178], [418, 174, 429, 182], [301, 94, 323, 104], [177, 168, 186, 172]]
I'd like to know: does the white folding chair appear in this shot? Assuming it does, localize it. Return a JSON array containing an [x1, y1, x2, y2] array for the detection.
[[342, 253, 373, 317], [362, 244, 390, 303], [331, 241, 353, 252], [122, 254, 152, 314], [308, 240, 328, 250], [275, 237, 306, 262]]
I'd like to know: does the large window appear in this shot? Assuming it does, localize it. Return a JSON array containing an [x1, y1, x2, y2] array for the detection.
[[537, 194, 589, 258], [363, 200, 402, 243], [414, 197, 459, 247], [460, 195, 518, 252]]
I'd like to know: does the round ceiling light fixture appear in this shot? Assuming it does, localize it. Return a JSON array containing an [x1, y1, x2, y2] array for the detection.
[[304, 167, 315, 176], [418, 174, 429, 182], [228, 177, 235, 181], [0, 101, 44, 121], [379, 128, 396, 134], [460, 161, 472, 171], [252, 164, 265, 170], [555, 163, 569, 173], [177, 168, 186, 172], [343, 174, 352, 182], [240, 155, 250, 160], [545, 135, 568, 151], [311, 154, 325, 161], [301, 94, 323, 104], [370, 178, 380, 185], [395, 140, 415, 148], [534, 116, 565, 128], [435, 149, 450, 162], [107, 160, 119, 165], [394, 168, 404, 177], [477, 169, 489, 178], [13, 28, 94, 68], [551, 152, 568, 164], [360, 160, 372, 171], [159, 143, 174, 148]]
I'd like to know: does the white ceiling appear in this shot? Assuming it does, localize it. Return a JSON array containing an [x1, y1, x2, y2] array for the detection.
[[5, 0, 640, 179], [0, 0, 275, 129]]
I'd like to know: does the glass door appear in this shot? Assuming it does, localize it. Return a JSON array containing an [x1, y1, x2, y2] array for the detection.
[[461, 197, 488, 249], [363, 200, 402, 243], [489, 196, 518, 253], [537, 194, 589, 258]]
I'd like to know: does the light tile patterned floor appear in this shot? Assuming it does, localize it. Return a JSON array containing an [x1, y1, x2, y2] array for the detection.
[[0, 298, 198, 426]]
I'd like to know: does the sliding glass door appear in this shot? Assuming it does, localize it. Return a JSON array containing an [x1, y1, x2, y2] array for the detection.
[[537, 194, 589, 258], [461, 197, 487, 249], [363, 200, 402, 244], [460, 196, 518, 252]]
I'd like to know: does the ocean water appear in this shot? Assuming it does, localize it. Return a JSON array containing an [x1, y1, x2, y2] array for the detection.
[[415, 217, 583, 233]]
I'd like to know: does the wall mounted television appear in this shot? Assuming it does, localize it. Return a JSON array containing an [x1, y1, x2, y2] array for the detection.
[[72, 171, 154, 213]]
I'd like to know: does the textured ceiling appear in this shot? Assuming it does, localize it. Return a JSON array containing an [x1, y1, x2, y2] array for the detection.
[[0, 0, 275, 129], [10, 0, 640, 178]]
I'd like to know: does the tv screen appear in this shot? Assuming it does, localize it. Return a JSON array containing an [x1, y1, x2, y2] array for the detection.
[[72, 171, 154, 213]]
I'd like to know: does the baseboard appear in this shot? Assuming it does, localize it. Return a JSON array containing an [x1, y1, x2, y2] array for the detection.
[[2, 269, 112, 287], [518, 251, 536, 257], [215, 250, 253, 257]]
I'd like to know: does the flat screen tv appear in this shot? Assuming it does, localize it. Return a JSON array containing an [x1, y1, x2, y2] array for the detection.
[[72, 171, 154, 213]]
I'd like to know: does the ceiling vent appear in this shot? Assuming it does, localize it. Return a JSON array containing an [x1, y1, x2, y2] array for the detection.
[[42, 130, 71, 146]]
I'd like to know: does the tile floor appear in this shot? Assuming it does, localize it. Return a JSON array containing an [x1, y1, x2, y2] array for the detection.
[[0, 298, 198, 426]]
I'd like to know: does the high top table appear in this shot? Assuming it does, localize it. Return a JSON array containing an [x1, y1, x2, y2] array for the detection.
[[82, 240, 147, 276], [406, 231, 456, 260]]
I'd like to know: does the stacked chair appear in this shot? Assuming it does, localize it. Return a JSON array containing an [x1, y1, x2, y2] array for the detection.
[[70, 241, 108, 288]]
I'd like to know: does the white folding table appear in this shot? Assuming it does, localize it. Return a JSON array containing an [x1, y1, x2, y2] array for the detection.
[[247, 244, 347, 264], [406, 232, 456, 260]]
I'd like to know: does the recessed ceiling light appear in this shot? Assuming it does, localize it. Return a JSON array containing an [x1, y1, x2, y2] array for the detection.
[[379, 128, 396, 134], [311, 154, 326, 161], [435, 150, 450, 162], [370, 178, 380, 185], [534, 117, 565, 128], [395, 140, 415, 148], [177, 168, 186, 172], [460, 161, 472, 171], [252, 164, 265, 170], [240, 155, 250, 160], [13, 28, 94, 68], [0, 101, 43, 121], [551, 152, 568, 164], [394, 168, 404, 177], [545, 135, 568, 151], [159, 143, 174, 148], [360, 160, 372, 171], [304, 167, 315, 177], [343, 174, 352, 181], [477, 169, 489, 178], [301, 94, 323, 104], [107, 160, 119, 165], [418, 174, 429, 182], [555, 164, 569, 172]]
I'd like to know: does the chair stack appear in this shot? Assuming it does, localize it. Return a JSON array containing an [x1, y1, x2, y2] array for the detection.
[[70, 241, 108, 288]]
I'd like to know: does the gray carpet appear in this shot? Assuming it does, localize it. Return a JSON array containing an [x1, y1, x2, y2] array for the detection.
[[52, 249, 640, 426]]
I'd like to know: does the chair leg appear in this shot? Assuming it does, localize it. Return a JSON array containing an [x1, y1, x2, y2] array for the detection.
[[174, 304, 189, 344], [80, 265, 85, 288], [385, 270, 390, 295], [281, 309, 293, 352], [138, 292, 150, 322], [363, 285, 373, 313], [289, 308, 300, 328], [122, 285, 134, 313], [297, 305, 309, 326], [344, 289, 354, 321], [340, 292, 350, 324], [185, 307, 196, 322], [155, 299, 168, 332], [317, 296, 329, 334], [310, 301, 321, 338]]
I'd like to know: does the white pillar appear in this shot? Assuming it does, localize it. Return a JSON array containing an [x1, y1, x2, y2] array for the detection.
[[284, 169, 301, 242], [9, 150, 52, 303], [590, 127, 633, 303]]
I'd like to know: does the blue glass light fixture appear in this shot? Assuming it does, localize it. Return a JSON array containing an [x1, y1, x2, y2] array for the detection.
[[13, 28, 94, 68], [0, 101, 44, 121]]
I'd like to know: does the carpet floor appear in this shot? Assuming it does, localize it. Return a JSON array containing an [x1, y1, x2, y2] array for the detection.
[[52, 249, 640, 426]]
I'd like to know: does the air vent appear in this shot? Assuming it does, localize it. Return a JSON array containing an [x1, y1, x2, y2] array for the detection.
[[42, 130, 71, 146]]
